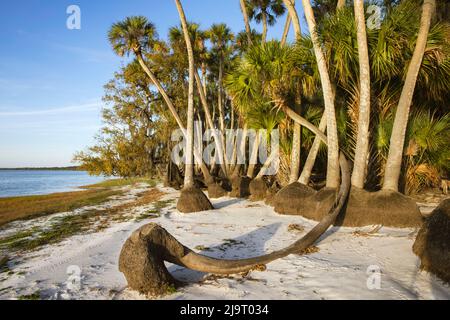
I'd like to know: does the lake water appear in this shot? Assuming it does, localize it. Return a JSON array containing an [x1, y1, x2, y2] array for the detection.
[[0, 170, 108, 198]]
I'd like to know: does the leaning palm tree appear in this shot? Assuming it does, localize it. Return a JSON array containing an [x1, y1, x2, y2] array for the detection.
[[108, 16, 215, 187], [240, 0, 254, 46], [281, 0, 301, 41], [247, 0, 287, 43], [174, 0, 214, 213], [383, 0, 437, 192]]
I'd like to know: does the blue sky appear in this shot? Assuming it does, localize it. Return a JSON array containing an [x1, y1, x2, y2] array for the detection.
[[0, 0, 307, 168]]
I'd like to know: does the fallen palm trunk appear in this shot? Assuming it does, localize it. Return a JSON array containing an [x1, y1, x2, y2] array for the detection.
[[119, 153, 350, 296]]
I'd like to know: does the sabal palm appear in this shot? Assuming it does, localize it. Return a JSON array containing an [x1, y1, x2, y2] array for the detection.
[[247, 0, 286, 43]]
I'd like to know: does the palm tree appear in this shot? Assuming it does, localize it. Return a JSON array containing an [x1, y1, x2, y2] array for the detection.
[[351, 0, 371, 189], [108, 16, 215, 185], [207, 24, 234, 133], [247, 0, 287, 43], [174, 0, 214, 212], [281, 0, 302, 182], [240, 0, 253, 46], [301, 0, 340, 188], [383, 0, 437, 192]]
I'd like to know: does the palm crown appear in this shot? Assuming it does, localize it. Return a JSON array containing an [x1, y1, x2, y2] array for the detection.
[[108, 16, 158, 57]]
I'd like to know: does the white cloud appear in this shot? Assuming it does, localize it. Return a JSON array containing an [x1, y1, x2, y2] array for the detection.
[[0, 101, 102, 116]]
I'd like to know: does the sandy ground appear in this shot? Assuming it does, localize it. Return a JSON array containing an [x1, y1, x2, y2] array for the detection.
[[0, 184, 449, 300]]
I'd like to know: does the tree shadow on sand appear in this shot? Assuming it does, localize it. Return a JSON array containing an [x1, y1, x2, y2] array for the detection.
[[167, 222, 282, 283]]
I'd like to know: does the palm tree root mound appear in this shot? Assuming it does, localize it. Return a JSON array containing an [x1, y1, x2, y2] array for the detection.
[[273, 182, 332, 217], [274, 186, 422, 227], [342, 189, 423, 227], [230, 176, 251, 198], [176, 187, 214, 213], [413, 198, 450, 284], [249, 178, 270, 201], [207, 182, 228, 199], [119, 223, 183, 296]]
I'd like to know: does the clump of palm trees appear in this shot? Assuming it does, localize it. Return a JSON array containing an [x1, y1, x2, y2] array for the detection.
[[77, 0, 450, 220]]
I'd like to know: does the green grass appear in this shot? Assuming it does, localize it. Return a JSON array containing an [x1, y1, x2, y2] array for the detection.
[[0, 189, 122, 227], [83, 178, 157, 189], [134, 199, 174, 222], [18, 291, 41, 300]]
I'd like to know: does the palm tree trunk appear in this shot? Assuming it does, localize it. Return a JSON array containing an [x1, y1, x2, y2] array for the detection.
[[218, 58, 225, 133], [337, 0, 346, 10], [175, 0, 196, 188], [281, 14, 291, 46], [262, 12, 268, 43], [240, 0, 253, 46], [247, 133, 260, 178], [298, 113, 327, 185], [383, 0, 436, 192], [282, 0, 301, 40], [195, 70, 228, 177], [351, 0, 371, 189], [289, 118, 302, 183], [301, 0, 340, 189], [201, 62, 207, 96]]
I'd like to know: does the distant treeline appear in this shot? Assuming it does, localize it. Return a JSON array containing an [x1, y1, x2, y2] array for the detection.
[[0, 166, 82, 171]]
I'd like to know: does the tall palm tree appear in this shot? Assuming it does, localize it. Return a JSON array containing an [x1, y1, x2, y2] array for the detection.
[[383, 0, 437, 192], [351, 0, 371, 189], [247, 0, 287, 43], [207, 23, 234, 136], [301, 0, 340, 188], [240, 0, 253, 46], [281, 0, 302, 183], [174, 0, 196, 188]]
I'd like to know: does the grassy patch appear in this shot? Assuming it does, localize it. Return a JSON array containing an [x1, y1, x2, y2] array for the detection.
[[0, 188, 166, 253], [0, 256, 9, 273], [83, 178, 156, 189], [18, 291, 40, 300], [0, 189, 122, 227], [134, 199, 174, 222]]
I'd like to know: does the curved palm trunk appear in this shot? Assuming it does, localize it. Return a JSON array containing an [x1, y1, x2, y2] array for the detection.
[[120, 153, 350, 292], [262, 12, 268, 43], [383, 0, 436, 192], [298, 113, 327, 185], [135, 54, 213, 184], [351, 0, 371, 189], [282, 0, 301, 40], [240, 0, 253, 46], [301, 0, 340, 189], [175, 0, 196, 188]]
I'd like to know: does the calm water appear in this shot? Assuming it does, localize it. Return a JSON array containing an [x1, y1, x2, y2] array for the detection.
[[0, 170, 108, 198]]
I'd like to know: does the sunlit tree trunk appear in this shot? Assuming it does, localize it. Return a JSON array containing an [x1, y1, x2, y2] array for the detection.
[[383, 0, 436, 192], [175, 0, 196, 188], [262, 12, 268, 43], [301, 0, 340, 188], [337, 0, 346, 10], [282, 0, 301, 40], [351, 0, 371, 189], [282, 0, 303, 183], [298, 113, 327, 185], [240, 0, 253, 46], [281, 14, 291, 46]]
